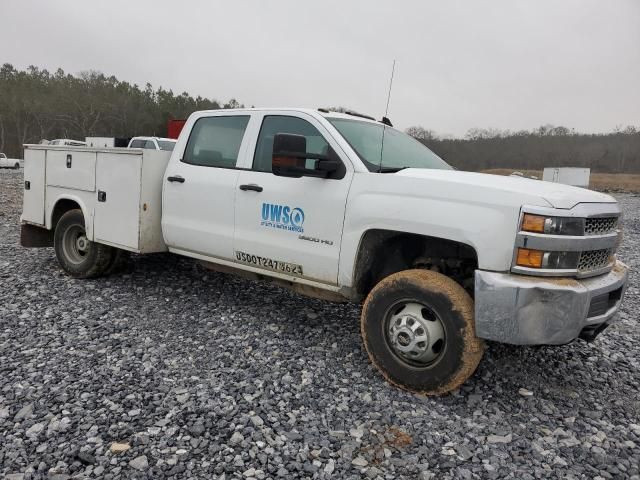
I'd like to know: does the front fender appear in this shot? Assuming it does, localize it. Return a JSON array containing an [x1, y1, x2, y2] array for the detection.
[[337, 174, 530, 288]]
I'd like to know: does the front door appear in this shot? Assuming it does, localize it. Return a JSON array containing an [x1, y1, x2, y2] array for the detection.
[[234, 114, 353, 285], [162, 114, 251, 260]]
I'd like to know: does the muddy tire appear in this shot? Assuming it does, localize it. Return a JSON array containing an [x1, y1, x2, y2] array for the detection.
[[14, 163, 20, 170], [361, 269, 484, 395], [54, 209, 113, 278]]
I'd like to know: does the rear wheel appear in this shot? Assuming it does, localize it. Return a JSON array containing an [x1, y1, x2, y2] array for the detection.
[[361, 269, 484, 395], [14, 163, 20, 169], [54, 209, 113, 278]]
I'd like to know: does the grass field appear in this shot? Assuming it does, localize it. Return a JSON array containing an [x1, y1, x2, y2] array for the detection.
[[482, 169, 640, 193]]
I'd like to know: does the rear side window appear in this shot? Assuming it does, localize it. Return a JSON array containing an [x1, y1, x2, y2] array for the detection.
[[157, 140, 176, 151], [183, 116, 250, 168], [129, 139, 146, 148], [144, 140, 157, 150], [253, 116, 330, 172]]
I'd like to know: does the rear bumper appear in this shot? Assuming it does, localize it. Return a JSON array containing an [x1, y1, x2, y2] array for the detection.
[[474, 261, 629, 345]]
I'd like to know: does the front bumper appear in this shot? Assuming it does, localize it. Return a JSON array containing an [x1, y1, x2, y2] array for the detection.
[[474, 260, 629, 345]]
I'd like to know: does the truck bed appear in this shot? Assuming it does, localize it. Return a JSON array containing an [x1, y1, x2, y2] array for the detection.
[[21, 145, 170, 254]]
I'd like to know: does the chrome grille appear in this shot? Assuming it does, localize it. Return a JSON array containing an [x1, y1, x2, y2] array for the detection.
[[578, 249, 612, 272], [584, 217, 617, 235]]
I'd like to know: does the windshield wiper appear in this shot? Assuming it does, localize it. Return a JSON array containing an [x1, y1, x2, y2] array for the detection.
[[378, 166, 409, 173]]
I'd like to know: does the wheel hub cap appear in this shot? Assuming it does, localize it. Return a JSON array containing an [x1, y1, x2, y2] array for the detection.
[[386, 301, 446, 365], [76, 236, 88, 252], [62, 225, 89, 265]]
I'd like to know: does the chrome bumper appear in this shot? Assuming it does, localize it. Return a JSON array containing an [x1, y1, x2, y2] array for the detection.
[[474, 260, 629, 345]]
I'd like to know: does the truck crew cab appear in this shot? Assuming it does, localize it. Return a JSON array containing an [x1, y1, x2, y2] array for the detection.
[[20, 108, 629, 394]]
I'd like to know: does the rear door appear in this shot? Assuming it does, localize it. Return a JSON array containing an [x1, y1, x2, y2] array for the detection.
[[162, 113, 252, 261], [233, 113, 353, 285]]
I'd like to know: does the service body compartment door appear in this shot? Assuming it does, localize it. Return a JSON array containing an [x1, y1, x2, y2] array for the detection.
[[22, 148, 46, 225], [93, 152, 142, 250], [46, 150, 96, 192]]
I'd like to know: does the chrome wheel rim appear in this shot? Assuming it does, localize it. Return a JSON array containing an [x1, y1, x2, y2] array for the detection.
[[62, 224, 89, 265], [385, 301, 446, 366]]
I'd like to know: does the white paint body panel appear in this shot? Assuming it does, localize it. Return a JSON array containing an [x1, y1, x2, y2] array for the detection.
[[46, 149, 96, 192], [22, 145, 169, 253], [542, 167, 591, 188], [94, 152, 142, 249], [21, 149, 46, 225], [232, 111, 352, 284], [162, 163, 240, 259]]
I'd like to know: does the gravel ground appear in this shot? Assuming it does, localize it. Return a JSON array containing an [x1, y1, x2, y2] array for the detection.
[[1, 167, 639, 480]]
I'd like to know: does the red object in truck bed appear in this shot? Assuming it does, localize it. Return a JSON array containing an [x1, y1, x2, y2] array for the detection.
[[167, 119, 187, 139]]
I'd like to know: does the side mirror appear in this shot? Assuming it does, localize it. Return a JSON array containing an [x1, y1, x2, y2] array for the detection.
[[272, 133, 308, 178], [272, 133, 342, 179]]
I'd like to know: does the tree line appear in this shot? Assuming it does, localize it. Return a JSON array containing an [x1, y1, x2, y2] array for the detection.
[[406, 125, 640, 173], [1, 64, 637, 172], [0, 63, 241, 157]]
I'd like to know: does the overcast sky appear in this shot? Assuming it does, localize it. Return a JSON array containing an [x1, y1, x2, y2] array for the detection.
[[1, 0, 639, 136]]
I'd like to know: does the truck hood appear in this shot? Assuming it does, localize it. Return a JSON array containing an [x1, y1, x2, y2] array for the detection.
[[395, 169, 615, 209]]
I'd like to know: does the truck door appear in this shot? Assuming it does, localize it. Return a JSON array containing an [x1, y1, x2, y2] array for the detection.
[[162, 114, 252, 261], [233, 114, 353, 285]]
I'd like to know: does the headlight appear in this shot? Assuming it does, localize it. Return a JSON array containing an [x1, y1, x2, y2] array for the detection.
[[516, 248, 580, 269], [521, 213, 583, 236]]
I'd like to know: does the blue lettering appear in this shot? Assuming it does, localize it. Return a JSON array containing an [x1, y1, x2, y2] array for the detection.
[[270, 204, 283, 222], [260, 203, 305, 233]]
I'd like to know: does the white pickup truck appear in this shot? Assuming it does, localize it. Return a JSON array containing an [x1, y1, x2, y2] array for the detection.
[[20, 108, 629, 394], [0, 152, 21, 169]]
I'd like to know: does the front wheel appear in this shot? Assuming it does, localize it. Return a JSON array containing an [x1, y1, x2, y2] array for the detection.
[[14, 163, 20, 169], [361, 269, 484, 395], [54, 209, 113, 278]]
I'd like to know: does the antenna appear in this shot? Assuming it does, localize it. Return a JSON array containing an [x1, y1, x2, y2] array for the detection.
[[378, 60, 395, 171], [384, 59, 396, 118]]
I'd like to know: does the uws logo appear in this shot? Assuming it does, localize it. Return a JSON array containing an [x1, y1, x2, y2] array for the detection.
[[261, 203, 305, 233]]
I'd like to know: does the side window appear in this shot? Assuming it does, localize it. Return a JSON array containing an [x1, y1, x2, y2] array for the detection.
[[144, 140, 158, 150], [253, 116, 330, 172], [130, 139, 145, 148], [183, 116, 250, 168]]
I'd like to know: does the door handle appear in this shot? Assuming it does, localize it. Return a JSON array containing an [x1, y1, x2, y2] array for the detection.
[[239, 184, 263, 192], [167, 175, 185, 183]]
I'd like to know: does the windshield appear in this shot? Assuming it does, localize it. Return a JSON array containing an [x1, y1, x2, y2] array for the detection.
[[328, 118, 451, 172], [157, 140, 176, 151]]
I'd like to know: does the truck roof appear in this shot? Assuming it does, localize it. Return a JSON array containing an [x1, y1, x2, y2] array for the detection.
[[191, 107, 385, 125]]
